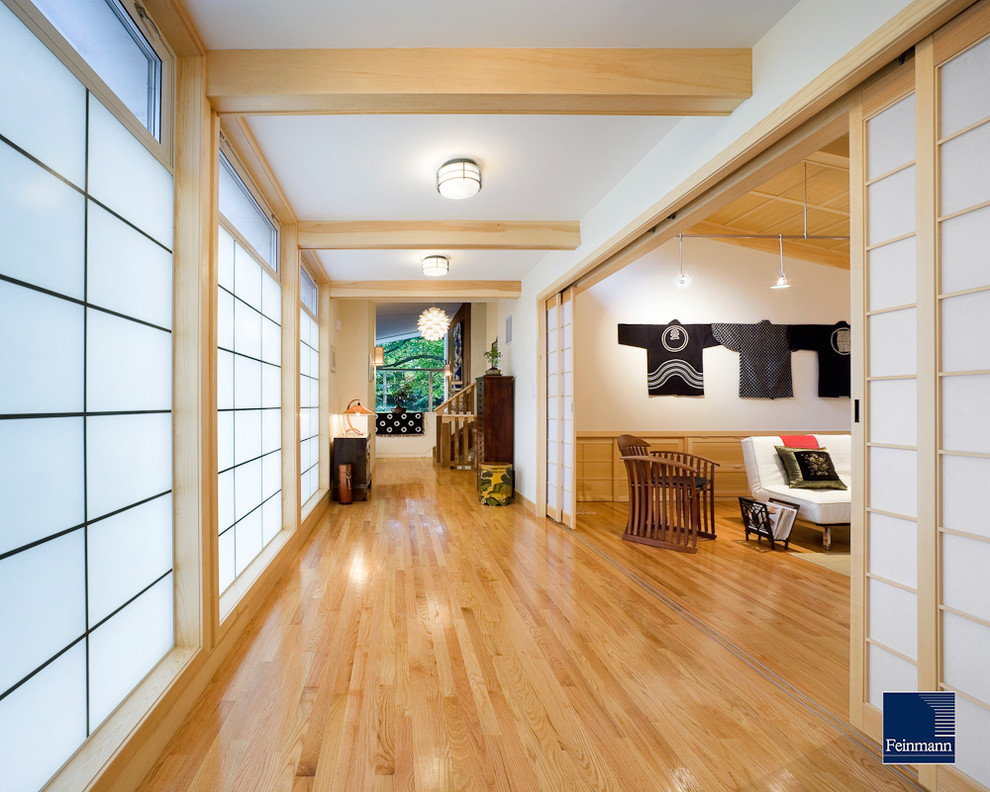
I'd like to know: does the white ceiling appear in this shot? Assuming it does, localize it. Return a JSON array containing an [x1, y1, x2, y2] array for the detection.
[[183, 0, 807, 285]]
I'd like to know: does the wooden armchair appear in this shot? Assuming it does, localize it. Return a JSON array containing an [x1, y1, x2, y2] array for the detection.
[[617, 435, 720, 540], [619, 454, 700, 553]]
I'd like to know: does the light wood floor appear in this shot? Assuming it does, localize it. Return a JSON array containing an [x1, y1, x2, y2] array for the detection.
[[140, 459, 919, 792]]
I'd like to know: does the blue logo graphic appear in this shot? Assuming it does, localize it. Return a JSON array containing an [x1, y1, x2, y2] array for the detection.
[[882, 692, 956, 764]]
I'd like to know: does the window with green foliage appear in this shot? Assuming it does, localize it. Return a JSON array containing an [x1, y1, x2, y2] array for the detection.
[[375, 337, 446, 412]]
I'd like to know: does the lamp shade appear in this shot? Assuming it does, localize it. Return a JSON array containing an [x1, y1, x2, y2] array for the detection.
[[422, 255, 449, 277], [417, 307, 450, 341], [373, 346, 385, 366], [437, 159, 481, 199], [343, 398, 375, 415]]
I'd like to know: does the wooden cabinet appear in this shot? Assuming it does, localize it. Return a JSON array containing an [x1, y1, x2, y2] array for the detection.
[[331, 436, 372, 501], [475, 375, 514, 465]]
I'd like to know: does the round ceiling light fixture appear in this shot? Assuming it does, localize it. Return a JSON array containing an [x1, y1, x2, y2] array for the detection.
[[417, 306, 450, 341], [437, 158, 481, 199], [422, 255, 450, 277]]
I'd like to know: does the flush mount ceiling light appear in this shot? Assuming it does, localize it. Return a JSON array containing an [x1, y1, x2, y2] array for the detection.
[[437, 158, 481, 199], [770, 234, 791, 289], [422, 255, 450, 277], [417, 306, 450, 341]]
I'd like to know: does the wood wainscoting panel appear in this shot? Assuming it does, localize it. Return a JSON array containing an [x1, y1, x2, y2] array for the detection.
[[579, 431, 848, 503]]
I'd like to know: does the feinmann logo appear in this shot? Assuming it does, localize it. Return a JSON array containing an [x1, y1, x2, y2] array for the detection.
[[883, 692, 956, 764]]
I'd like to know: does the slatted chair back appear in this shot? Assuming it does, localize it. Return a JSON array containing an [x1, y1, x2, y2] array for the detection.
[[619, 455, 700, 553], [617, 434, 651, 457], [647, 450, 720, 539]]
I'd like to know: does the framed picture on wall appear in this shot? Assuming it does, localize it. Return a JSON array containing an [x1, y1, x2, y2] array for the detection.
[[452, 321, 464, 386]]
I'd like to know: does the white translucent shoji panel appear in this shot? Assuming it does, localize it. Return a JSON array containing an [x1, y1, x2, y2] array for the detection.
[[562, 298, 572, 324], [234, 458, 262, 521], [310, 378, 319, 408], [868, 578, 918, 660], [943, 533, 990, 623], [307, 315, 318, 351], [218, 528, 235, 592], [233, 356, 262, 410], [233, 299, 261, 359], [88, 574, 173, 729], [86, 310, 171, 412], [262, 364, 281, 409], [261, 316, 281, 365], [88, 494, 172, 626], [942, 374, 990, 454], [0, 418, 84, 554], [942, 454, 990, 539], [548, 395, 559, 420], [867, 644, 918, 709], [218, 469, 234, 532], [262, 497, 282, 545], [217, 410, 233, 472], [955, 696, 990, 789], [235, 510, 263, 576], [868, 237, 916, 312], [299, 342, 312, 377], [218, 228, 235, 292], [547, 462, 558, 507], [0, 143, 85, 298], [0, 3, 86, 186], [217, 350, 234, 410], [867, 94, 916, 180], [262, 451, 281, 501], [218, 163, 275, 270], [868, 308, 917, 377], [563, 323, 573, 349], [234, 243, 262, 310], [262, 410, 280, 456], [943, 611, 990, 706], [87, 202, 172, 329], [0, 281, 84, 415], [546, 307, 557, 332], [869, 447, 917, 518], [261, 272, 281, 323], [868, 512, 918, 588], [868, 166, 916, 246], [941, 36, 990, 138], [299, 407, 311, 443], [0, 643, 87, 792], [941, 205, 990, 294], [217, 288, 234, 351], [940, 121, 990, 217], [547, 420, 558, 443], [87, 96, 172, 248], [942, 291, 990, 372], [0, 531, 85, 694], [233, 409, 262, 467], [868, 379, 917, 446], [87, 412, 172, 520]]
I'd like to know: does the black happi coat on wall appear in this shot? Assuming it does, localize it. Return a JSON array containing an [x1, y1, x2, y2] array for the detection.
[[617, 320, 720, 396], [787, 320, 851, 397], [712, 320, 794, 399]]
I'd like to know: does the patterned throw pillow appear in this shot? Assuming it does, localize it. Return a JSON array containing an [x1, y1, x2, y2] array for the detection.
[[774, 446, 848, 490]]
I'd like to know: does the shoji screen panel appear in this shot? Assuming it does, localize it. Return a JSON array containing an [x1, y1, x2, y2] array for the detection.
[[935, 13, 990, 788], [217, 226, 282, 593], [0, 6, 173, 790], [545, 289, 575, 527], [859, 67, 921, 712], [299, 268, 320, 508]]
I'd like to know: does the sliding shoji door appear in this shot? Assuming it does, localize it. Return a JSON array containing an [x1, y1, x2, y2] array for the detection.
[[852, 62, 923, 727], [852, 4, 990, 788], [933, 7, 990, 788], [546, 288, 575, 527]]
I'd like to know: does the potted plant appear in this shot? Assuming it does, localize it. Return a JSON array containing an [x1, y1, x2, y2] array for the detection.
[[484, 339, 502, 375], [390, 378, 413, 414]]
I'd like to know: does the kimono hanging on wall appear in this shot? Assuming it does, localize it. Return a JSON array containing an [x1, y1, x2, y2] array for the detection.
[[712, 320, 795, 399], [617, 320, 720, 396], [787, 320, 851, 397]]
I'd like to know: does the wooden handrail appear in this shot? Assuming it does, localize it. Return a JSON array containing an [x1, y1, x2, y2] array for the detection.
[[435, 381, 476, 416], [434, 383, 477, 469]]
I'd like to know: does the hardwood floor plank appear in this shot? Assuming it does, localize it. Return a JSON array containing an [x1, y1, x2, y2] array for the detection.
[[139, 459, 919, 792]]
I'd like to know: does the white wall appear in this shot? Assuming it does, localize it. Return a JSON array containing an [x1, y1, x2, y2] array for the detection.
[[332, 299, 375, 415], [576, 239, 851, 433], [503, 0, 919, 504]]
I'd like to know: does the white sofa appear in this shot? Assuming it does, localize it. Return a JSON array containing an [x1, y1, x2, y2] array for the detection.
[[740, 434, 851, 549]]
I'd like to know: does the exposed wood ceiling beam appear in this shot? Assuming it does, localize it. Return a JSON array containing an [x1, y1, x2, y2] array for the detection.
[[298, 221, 580, 250], [747, 190, 850, 217], [328, 280, 521, 300], [804, 151, 850, 170], [687, 220, 849, 270], [205, 48, 751, 115]]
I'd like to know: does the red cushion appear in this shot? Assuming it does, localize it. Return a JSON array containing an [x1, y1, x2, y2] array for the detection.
[[778, 434, 819, 449]]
